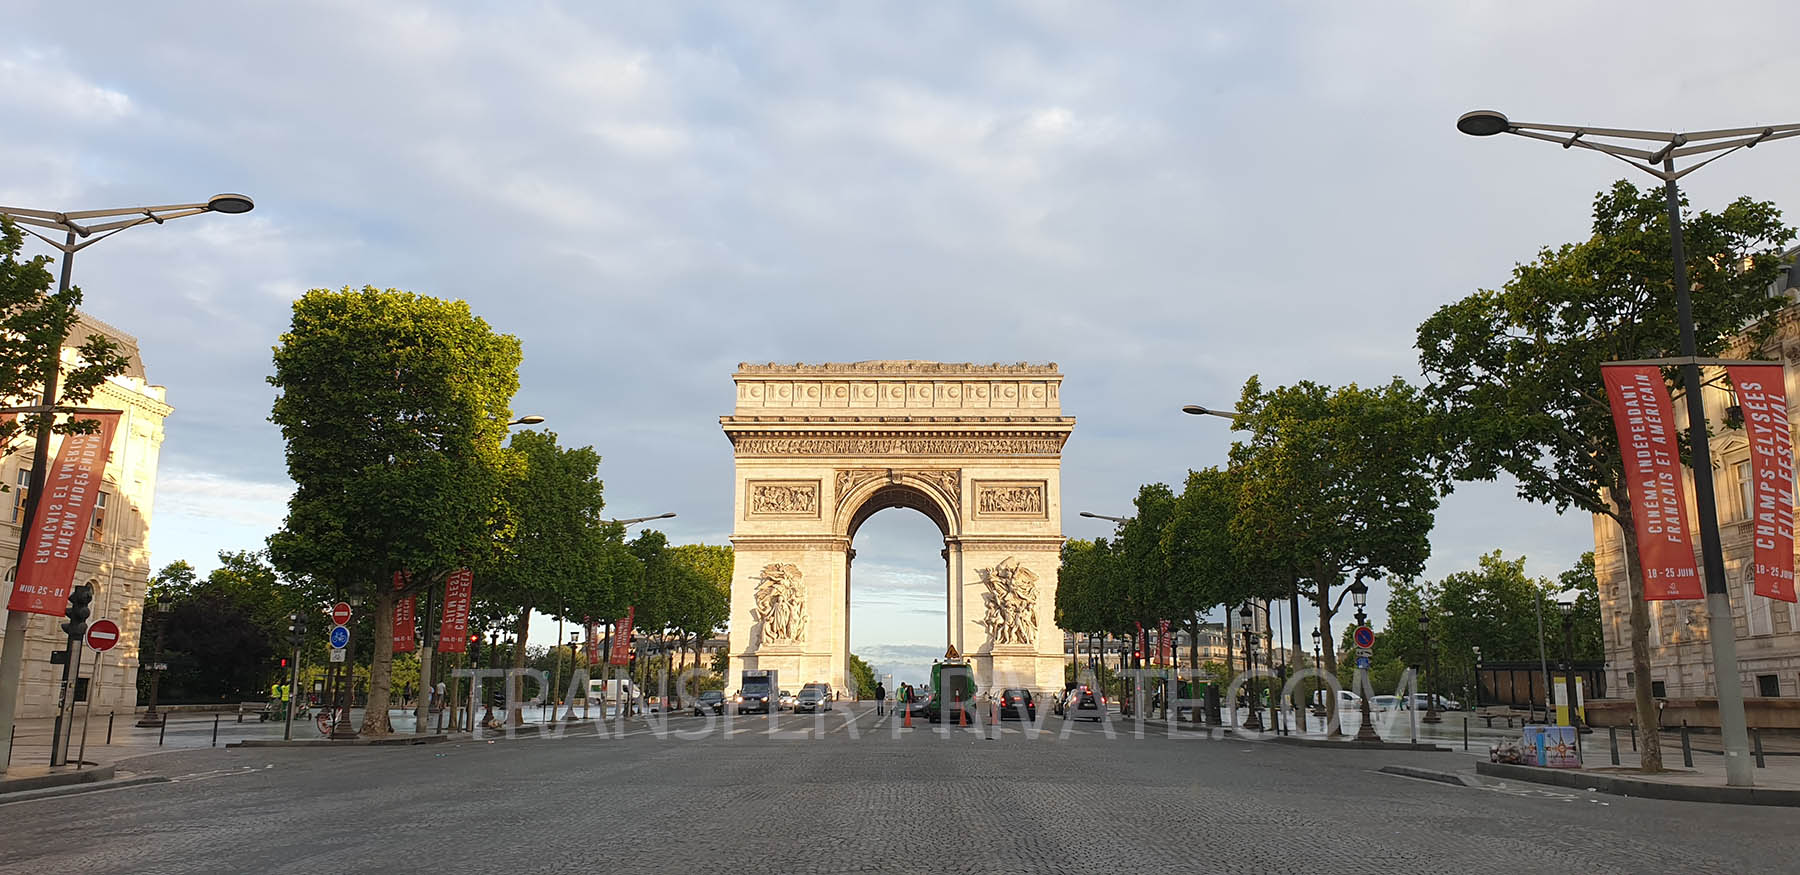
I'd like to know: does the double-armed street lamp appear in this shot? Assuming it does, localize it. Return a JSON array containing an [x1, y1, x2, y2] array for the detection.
[[0, 193, 255, 769], [1456, 110, 1800, 787]]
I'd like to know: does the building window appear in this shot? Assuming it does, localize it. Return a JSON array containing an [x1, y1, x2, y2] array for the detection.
[[1651, 680, 1667, 698], [10, 468, 27, 523], [1746, 578, 1774, 637], [88, 491, 108, 542], [1736, 460, 1754, 520], [1757, 674, 1781, 697]]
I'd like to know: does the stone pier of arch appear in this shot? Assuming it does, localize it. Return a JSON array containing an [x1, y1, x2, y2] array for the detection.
[[721, 361, 1074, 694]]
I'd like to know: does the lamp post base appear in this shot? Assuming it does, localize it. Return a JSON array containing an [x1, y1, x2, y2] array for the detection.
[[134, 710, 165, 728], [1353, 704, 1382, 742]]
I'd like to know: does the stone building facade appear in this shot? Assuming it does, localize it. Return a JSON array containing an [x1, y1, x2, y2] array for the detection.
[[1593, 293, 1800, 701], [0, 313, 171, 718]]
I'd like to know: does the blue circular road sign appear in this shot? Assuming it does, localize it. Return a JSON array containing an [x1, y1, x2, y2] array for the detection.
[[1353, 626, 1375, 649], [329, 625, 350, 649]]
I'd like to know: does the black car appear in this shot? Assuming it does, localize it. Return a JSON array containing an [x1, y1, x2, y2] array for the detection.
[[794, 686, 833, 713], [998, 688, 1036, 721], [1059, 685, 1104, 721], [691, 690, 726, 716]]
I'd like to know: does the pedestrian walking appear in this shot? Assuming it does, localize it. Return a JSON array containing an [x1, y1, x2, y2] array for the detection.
[[875, 682, 887, 715]]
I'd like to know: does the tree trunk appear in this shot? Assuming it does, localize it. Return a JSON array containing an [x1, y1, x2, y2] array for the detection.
[[1613, 493, 1665, 772], [361, 586, 397, 736], [1315, 569, 1340, 734], [509, 608, 531, 726]]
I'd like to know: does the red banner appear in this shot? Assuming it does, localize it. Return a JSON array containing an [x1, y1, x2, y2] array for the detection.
[[1603, 365, 1703, 600], [583, 621, 598, 666], [1728, 365, 1798, 602], [436, 568, 474, 653], [608, 607, 635, 666], [8, 412, 120, 615], [1157, 619, 1173, 666], [392, 571, 416, 653]]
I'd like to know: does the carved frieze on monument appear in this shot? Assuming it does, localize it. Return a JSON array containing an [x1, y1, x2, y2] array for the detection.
[[834, 468, 961, 518], [752, 563, 808, 645], [978, 557, 1038, 646], [746, 480, 820, 518], [973, 480, 1047, 518]]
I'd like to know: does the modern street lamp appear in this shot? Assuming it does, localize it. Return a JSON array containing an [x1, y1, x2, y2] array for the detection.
[[507, 415, 546, 427], [0, 193, 255, 769], [608, 512, 677, 527], [1558, 595, 1587, 734], [1456, 110, 1794, 787], [1078, 511, 1130, 524], [1180, 404, 1241, 420], [1349, 580, 1381, 743], [134, 598, 174, 727], [1417, 609, 1441, 725], [1239, 603, 1262, 732]]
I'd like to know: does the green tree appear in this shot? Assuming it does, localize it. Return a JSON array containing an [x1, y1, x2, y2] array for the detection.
[[1162, 467, 1250, 669], [668, 544, 732, 688], [847, 653, 877, 699], [1229, 376, 1443, 683], [267, 286, 522, 735], [1416, 181, 1792, 771]]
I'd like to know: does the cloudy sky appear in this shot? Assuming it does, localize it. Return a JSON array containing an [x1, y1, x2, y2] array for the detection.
[[7, 1, 1800, 683]]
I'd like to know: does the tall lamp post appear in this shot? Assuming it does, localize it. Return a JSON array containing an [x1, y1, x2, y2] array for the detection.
[[1239, 603, 1262, 731], [1417, 610, 1441, 725], [135, 597, 174, 727], [1349, 581, 1381, 742], [1472, 646, 1483, 711], [1558, 596, 1588, 734], [1455, 110, 1793, 787], [1311, 629, 1323, 723], [0, 193, 254, 769]]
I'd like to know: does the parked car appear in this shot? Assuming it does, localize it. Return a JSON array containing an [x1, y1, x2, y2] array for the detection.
[[1371, 695, 1403, 711], [794, 686, 833, 713], [778, 690, 797, 711], [997, 688, 1036, 721], [1403, 693, 1461, 711], [1313, 689, 1363, 712], [691, 690, 726, 716]]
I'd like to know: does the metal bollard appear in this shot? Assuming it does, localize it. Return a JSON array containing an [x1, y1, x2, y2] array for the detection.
[[1463, 717, 1469, 751], [1753, 729, 1766, 769], [107, 711, 115, 744], [1629, 720, 1636, 752], [159, 717, 167, 746], [1681, 721, 1693, 768], [1609, 726, 1620, 766], [212, 713, 220, 747]]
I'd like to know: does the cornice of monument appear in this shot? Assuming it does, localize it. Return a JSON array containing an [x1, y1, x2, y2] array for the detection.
[[735, 360, 1060, 377]]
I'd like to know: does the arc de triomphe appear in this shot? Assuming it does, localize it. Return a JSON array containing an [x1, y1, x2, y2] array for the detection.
[[722, 361, 1074, 694]]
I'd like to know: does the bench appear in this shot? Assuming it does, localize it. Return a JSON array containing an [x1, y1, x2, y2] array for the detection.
[[1476, 706, 1526, 729], [237, 701, 274, 723]]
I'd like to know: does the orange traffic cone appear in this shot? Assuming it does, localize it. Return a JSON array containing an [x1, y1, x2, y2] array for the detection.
[[958, 694, 967, 727], [904, 700, 912, 728]]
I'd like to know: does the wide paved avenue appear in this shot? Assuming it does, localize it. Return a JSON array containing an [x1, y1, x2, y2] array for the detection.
[[3, 705, 1790, 875]]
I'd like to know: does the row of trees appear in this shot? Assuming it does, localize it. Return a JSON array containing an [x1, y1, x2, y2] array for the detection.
[[260, 287, 729, 734], [1060, 181, 1795, 771]]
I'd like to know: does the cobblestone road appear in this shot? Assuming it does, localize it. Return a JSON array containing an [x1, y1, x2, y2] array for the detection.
[[1, 705, 1793, 875]]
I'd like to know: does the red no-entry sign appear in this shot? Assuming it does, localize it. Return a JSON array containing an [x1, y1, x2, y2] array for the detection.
[[86, 619, 120, 652], [331, 601, 353, 625]]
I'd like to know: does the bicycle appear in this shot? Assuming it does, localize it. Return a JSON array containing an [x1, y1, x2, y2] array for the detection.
[[316, 706, 351, 736]]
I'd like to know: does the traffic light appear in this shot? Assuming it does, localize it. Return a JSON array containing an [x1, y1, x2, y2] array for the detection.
[[469, 633, 483, 663], [61, 584, 93, 640], [280, 657, 289, 668], [287, 613, 307, 647]]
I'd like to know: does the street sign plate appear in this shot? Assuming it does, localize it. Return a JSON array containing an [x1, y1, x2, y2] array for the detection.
[[1356, 645, 1373, 659], [329, 648, 346, 663], [1353, 625, 1375, 649], [331, 601, 353, 625], [85, 619, 120, 651], [329, 625, 350, 648], [1356, 656, 1371, 670]]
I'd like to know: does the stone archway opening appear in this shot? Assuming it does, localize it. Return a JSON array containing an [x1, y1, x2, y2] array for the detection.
[[844, 499, 951, 692]]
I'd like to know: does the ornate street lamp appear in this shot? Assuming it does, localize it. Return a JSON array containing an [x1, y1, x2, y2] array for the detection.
[[1472, 645, 1483, 711], [1417, 609, 1441, 725], [1558, 596, 1587, 734], [1239, 603, 1262, 731], [1311, 629, 1324, 720], [1349, 581, 1381, 742]]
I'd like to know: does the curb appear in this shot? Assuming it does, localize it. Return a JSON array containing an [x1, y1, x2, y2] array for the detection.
[[0, 775, 168, 804], [1265, 736, 1452, 753], [230, 734, 449, 749], [1475, 760, 1800, 806], [0, 764, 117, 795], [1379, 765, 1478, 787]]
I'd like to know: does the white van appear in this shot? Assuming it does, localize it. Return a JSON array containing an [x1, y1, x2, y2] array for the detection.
[[587, 678, 637, 715]]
